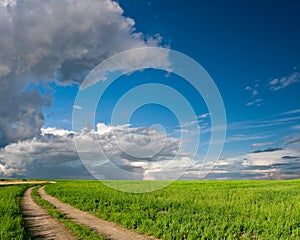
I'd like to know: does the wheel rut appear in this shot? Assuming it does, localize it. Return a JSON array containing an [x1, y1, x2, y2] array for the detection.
[[21, 187, 75, 240]]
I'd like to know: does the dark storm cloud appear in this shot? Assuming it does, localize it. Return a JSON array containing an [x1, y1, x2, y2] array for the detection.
[[0, 0, 165, 146], [0, 76, 46, 146]]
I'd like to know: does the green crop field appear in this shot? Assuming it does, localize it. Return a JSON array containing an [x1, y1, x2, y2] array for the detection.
[[0, 185, 30, 240], [45, 180, 300, 240]]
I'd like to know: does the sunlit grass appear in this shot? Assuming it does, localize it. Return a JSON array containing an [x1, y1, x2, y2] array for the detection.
[[46, 179, 300, 240], [0, 185, 30, 240]]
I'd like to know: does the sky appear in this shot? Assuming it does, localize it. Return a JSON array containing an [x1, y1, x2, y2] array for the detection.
[[0, 0, 300, 180]]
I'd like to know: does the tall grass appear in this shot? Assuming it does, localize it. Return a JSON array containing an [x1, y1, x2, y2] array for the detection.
[[46, 180, 300, 240], [0, 185, 30, 240]]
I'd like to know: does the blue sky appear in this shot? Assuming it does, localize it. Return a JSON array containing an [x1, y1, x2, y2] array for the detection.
[[0, 0, 299, 180]]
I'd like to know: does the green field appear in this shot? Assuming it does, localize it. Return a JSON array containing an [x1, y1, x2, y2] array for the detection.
[[0, 185, 30, 240], [45, 180, 300, 240], [1, 180, 300, 239]]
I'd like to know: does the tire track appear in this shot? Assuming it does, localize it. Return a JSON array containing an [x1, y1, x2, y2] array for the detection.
[[21, 187, 75, 240]]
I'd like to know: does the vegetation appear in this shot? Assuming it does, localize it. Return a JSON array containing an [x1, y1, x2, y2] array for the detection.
[[31, 187, 106, 240], [0, 185, 30, 240], [46, 180, 300, 240]]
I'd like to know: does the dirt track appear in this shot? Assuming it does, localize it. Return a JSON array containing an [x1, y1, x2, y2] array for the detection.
[[0, 180, 54, 186], [38, 186, 158, 240], [21, 187, 75, 240]]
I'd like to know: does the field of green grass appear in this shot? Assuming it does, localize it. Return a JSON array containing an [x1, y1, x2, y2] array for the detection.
[[0, 185, 30, 240], [45, 180, 300, 240]]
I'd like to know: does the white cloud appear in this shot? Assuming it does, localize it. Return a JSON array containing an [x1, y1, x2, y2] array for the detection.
[[227, 134, 271, 143], [79, 47, 170, 89], [270, 78, 279, 85], [73, 105, 82, 110], [198, 113, 210, 119], [205, 148, 300, 180], [180, 120, 199, 128], [245, 83, 262, 106], [279, 108, 300, 116], [251, 141, 273, 147], [252, 89, 258, 96], [0, 0, 168, 85], [2, 123, 299, 180], [0, 123, 191, 180], [245, 82, 261, 107], [246, 98, 262, 106], [243, 149, 297, 166], [269, 70, 300, 91], [0, 65, 10, 77], [245, 86, 259, 96], [292, 125, 300, 130], [0, 0, 16, 8], [0, 0, 168, 146], [41, 127, 75, 137]]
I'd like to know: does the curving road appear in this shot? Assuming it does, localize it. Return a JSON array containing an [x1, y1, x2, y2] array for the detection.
[[21, 187, 75, 240]]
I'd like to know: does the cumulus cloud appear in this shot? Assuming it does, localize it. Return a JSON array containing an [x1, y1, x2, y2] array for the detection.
[[245, 148, 288, 166], [0, 0, 16, 8], [2, 123, 299, 180], [79, 47, 171, 89], [0, 0, 168, 146], [0, 123, 192, 179], [0, 0, 166, 84], [0, 82, 46, 146]]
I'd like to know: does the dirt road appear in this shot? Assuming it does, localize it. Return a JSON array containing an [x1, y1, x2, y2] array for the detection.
[[21, 187, 75, 240], [0, 180, 55, 186], [38, 186, 158, 240]]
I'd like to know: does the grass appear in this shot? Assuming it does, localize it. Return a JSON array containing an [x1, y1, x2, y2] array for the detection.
[[0, 185, 31, 240], [46, 179, 300, 240], [31, 186, 106, 240]]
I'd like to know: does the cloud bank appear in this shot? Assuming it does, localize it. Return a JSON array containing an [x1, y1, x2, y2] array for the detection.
[[0, 123, 192, 180], [204, 147, 300, 180], [1, 122, 299, 180]]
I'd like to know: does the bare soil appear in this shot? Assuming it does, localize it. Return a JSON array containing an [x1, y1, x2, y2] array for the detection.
[[38, 186, 159, 240], [0, 180, 55, 186], [21, 187, 75, 240]]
